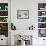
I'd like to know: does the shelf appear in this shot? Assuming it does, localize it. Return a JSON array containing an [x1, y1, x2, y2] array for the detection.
[[0, 22, 8, 23], [38, 15, 46, 17], [38, 22, 46, 23], [0, 10, 8, 11], [38, 3, 46, 37], [0, 3, 8, 37], [38, 10, 46, 11], [0, 16, 8, 17], [38, 28, 46, 29]]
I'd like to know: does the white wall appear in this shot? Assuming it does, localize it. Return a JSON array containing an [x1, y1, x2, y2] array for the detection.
[[11, 0, 46, 46], [0, 0, 8, 3], [11, 0, 46, 30], [11, 0, 38, 30]]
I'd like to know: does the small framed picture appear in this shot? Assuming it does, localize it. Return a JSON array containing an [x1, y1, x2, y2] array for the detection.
[[17, 10, 29, 19]]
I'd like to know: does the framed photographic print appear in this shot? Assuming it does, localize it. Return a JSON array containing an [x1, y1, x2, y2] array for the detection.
[[17, 10, 29, 19]]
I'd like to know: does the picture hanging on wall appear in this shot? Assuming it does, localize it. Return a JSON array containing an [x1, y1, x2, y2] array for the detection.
[[17, 10, 29, 19]]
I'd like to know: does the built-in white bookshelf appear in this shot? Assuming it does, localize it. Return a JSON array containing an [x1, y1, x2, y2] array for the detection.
[[0, 3, 8, 37], [38, 3, 46, 37]]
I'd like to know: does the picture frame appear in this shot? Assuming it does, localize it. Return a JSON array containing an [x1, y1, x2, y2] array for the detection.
[[17, 10, 29, 19]]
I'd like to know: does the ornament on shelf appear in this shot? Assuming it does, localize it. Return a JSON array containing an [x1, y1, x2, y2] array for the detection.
[[11, 23, 16, 30], [29, 25, 35, 30]]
